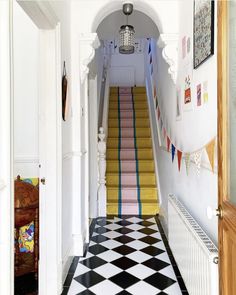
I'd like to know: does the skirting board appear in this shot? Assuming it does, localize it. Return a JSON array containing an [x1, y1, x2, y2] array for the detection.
[[62, 243, 74, 285]]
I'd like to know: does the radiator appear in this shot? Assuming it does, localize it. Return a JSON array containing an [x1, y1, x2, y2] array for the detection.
[[168, 195, 219, 295]]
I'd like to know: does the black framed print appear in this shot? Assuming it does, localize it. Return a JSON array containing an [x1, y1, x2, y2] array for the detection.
[[193, 0, 214, 69]]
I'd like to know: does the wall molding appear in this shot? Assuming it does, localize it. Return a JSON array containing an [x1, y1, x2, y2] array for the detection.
[[157, 33, 178, 84], [79, 33, 100, 83], [61, 243, 74, 285], [14, 155, 39, 163], [63, 151, 81, 160]]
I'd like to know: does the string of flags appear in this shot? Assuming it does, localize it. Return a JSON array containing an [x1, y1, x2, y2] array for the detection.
[[147, 38, 216, 176]]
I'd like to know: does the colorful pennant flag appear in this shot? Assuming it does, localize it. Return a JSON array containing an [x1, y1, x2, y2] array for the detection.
[[148, 41, 151, 54], [167, 136, 171, 152], [171, 144, 176, 162], [177, 150, 183, 171], [154, 85, 157, 98], [206, 139, 215, 171], [185, 153, 191, 175], [163, 128, 166, 140], [193, 150, 203, 176], [157, 107, 161, 120], [150, 54, 152, 64], [160, 119, 163, 130]]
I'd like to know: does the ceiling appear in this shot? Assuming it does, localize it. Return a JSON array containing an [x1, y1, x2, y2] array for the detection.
[[97, 9, 160, 40]]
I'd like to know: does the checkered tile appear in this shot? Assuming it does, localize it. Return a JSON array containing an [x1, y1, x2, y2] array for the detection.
[[62, 216, 187, 295]]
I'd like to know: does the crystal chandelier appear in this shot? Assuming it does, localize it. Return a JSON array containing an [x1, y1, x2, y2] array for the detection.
[[119, 3, 135, 54]]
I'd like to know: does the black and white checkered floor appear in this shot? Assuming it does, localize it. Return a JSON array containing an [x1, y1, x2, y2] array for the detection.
[[62, 216, 188, 295]]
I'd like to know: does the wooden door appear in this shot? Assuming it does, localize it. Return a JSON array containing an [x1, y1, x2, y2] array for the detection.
[[218, 1, 236, 294]]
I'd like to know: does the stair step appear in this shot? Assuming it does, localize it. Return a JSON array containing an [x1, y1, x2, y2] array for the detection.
[[109, 86, 146, 95], [109, 109, 149, 119], [107, 148, 153, 160], [108, 127, 151, 138], [107, 138, 152, 149], [107, 187, 158, 200], [107, 203, 159, 215], [109, 101, 147, 110], [108, 118, 149, 128], [107, 160, 155, 173], [106, 172, 156, 186], [109, 94, 147, 102]]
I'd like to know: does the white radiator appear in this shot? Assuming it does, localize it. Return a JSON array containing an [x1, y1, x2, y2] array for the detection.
[[168, 195, 219, 295]]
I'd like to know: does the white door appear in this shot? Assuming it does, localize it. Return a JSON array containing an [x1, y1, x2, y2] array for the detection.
[[38, 27, 62, 294], [0, 1, 14, 294]]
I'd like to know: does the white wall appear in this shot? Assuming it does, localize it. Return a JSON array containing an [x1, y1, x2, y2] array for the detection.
[[110, 53, 145, 86], [146, 0, 218, 244], [13, 1, 39, 178]]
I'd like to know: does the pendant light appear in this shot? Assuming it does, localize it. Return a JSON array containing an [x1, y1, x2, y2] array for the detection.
[[119, 3, 135, 54]]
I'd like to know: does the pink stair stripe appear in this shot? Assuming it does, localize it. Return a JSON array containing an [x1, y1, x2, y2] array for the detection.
[[120, 139, 135, 148], [120, 188, 138, 199], [121, 174, 137, 186], [120, 149, 136, 160], [121, 128, 134, 137], [119, 87, 132, 94], [120, 120, 134, 128], [121, 203, 139, 215], [121, 161, 136, 172]]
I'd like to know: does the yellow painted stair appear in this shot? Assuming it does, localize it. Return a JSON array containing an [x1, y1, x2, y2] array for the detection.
[[106, 86, 159, 216]]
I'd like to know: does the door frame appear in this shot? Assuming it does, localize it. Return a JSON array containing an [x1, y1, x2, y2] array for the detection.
[[12, 2, 62, 294], [0, 1, 14, 294]]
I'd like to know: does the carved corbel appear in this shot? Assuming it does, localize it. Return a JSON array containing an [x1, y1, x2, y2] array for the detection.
[[157, 34, 178, 84], [79, 33, 100, 83]]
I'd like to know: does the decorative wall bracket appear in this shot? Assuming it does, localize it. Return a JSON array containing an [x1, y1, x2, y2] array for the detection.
[[157, 34, 178, 84], [79, 33, 100, 83]]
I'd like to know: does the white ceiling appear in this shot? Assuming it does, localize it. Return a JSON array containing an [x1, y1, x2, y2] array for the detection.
[[97, 10, 160, 40]]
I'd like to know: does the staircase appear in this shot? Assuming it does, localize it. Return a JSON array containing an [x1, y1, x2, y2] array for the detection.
[[106, 86, 159, 216]]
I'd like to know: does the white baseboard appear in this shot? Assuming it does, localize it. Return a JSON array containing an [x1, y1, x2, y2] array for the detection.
[[159, 205, 168, 238], [62, 244, 74, 285]]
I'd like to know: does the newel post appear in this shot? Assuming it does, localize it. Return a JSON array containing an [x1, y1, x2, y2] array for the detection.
[[98, 127, 107, 217]]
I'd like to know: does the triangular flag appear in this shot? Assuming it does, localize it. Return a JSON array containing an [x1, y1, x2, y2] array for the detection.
[[171, 144, 176, 162], [148, 41, 151, 54], [163, 128, 167, 140], [154, 85, 157, 98], [157, 107, 161, 120], [177, 150, 183, 171], [150, 54, 152, 64], [160, 119, 163, 130], [155, 97, 158, 109], [185, 153, 191, 175], [206, 139, 215, 171], [167, 136, 171, 152], [194, 150, 203, 176], [151, 64, 153, 75]]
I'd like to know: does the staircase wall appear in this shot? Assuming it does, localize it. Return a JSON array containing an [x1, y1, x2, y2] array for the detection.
[[146, 0, 218, 245]]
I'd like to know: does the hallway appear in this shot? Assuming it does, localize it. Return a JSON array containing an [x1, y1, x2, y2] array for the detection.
[[63, 216, 188, 295]]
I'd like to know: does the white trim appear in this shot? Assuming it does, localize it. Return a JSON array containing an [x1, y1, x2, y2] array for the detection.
[[72, 233, 85, 256], [14, 155, 39, 163], [62, 244, 74, 284], [0, 1, 14, 294], [63, 151, 81, 160]]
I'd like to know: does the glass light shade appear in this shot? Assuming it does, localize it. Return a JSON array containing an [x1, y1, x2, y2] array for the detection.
[[119, 25, 135, 54]]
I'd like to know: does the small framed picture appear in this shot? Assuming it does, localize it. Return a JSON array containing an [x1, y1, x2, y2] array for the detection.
[[193, 0, 214, 69]]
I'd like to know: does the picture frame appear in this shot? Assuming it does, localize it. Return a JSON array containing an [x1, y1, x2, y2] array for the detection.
[[193, 0, 214, 69]]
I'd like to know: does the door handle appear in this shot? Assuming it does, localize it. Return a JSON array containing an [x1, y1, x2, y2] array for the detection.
[[207, 205, 223, 220], [40, 178, 46, 185]]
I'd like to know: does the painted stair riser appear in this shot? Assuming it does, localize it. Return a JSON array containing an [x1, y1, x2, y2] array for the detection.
[[107, 161, 155, 173], [110, 87, 146, 94], [106, 174, 156, 186], [108, 128, 151, 138], [109, 119, 150, 128], [107, 138, 152, 149], [109, 102, 147, 110], [107, 204, 159, 216], [110, 95, 147, 102], [107, 149, 153, 160], [109, 110, 149, 119], [107, 187, 158, 200]]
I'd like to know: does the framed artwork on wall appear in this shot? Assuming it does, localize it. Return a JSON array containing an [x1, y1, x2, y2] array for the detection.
[[193, 0, 214, 69]]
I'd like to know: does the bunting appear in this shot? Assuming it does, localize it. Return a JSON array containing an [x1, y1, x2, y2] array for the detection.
[[177, 150, 183, 171], [193, 150, 203, 176], [185, 153, 191, 175], [171, 144, 176, 162], [206, 139, 215, 171], [163, 128, 167, 140], [167, 136, 171, 152], [157, 107, 161, 120]]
